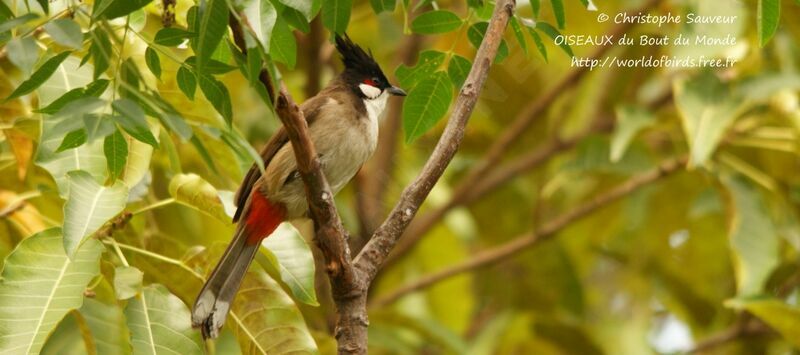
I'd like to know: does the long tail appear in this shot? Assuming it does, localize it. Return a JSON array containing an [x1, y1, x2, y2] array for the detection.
[[191, 193, 285, 339]]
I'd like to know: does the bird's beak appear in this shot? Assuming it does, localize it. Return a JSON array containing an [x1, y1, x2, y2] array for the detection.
[[387, 85, 407, 96]]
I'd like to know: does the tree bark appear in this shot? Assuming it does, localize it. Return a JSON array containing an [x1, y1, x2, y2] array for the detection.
[[355, 0, 517, 283]]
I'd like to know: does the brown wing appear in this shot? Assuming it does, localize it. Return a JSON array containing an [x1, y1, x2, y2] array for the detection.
[[232, 95, 330, 222]]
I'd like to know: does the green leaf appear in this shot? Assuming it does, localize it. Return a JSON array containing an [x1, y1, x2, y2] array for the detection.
[[467, 22, 508, 63], [758, 0, 781, 47], [0, 228, 103, 355], [726, 298, 800, 347], [411, 10, 463, 34], [525, 25, 548, 61], [62, 171, 128, 257], [104, 129, 128, 180], [94, 0, 153, 19], [114, 266, 144, 300], [190, 135, 219, 173], [89, 28, 112, 80], [153, 27, 193, 46], [403, 71, 453, 143], [168, 173, 231, 223], [119, 58, 142, 99], [6, 36, 39, 75], [220, 129, 265, 173], [43, 19, 83, 49], [260, 223, 319, 305], [322, 0, 351, 35], [196, 0, 229, 72], [550, 0, 566, 29], [160, 112, 194, 141], [370, 0, 396, 14], [56, 129, 88, 153], [246, 0, 277, 49], [0, 1, 15, 20], [246, 47, 263, 87], [38, 55, 95, 107], [509, 17, 528, 55], [722, 175, 780, 296], [278, 0, 314, 20], [673, 73, 743, 167], [282, 6, 310, 33], [37, 114, 108, 198], [396, 50, 446, 89], [447, 54, 471, 89], [184, 56, 237, 74], [137, 248, 319, 354], [6, 51, 72, 101], [535, 22, 573, 57], [84, 78, 111, 97], [198, 74, 233, 125], [129, 7, 147, 31], [125, 285, 204, 355], [144, 47, 161, 79], [83, 114, 116, 143], [79, 286, 132, 355], [36, 80, 109, 114], [120, 130, 156, 187], [36, 0, 49, 14], [227, 271, 319, 353], [51, 97, 106, 121], [269, 16, 297, 68], [610, 105, 656, 162], [0, 13, 38, 33], [112, 99, 159, 148], [177, 66, 197, 100]]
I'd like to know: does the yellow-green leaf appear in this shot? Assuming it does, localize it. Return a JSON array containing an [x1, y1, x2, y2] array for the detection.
[[0, 228, 103, 355]]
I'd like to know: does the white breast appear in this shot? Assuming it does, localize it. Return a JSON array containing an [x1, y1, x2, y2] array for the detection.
[[362, 91, 388, 150]]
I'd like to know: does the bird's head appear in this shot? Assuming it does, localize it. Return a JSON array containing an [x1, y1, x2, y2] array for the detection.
[[335, 34, 406, 100]]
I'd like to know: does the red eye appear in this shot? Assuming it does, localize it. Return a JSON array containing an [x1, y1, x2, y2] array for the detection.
[[363, 79, 378, 87]]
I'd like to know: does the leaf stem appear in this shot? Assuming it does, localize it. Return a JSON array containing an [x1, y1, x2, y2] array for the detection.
[[128, 28, 192, 69], [132, 197, 176, 215], [106, 237, 131, 267], [102, 240, 204, 278]]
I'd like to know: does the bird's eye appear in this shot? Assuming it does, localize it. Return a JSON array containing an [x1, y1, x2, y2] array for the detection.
[[363, 77, 380, 87]]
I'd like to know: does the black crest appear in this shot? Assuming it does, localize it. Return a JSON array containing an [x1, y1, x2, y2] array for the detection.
[[335, 34, 382, 76]]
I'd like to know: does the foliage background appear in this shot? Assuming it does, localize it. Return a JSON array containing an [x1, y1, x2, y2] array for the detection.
[[0, 0, 799, 354]]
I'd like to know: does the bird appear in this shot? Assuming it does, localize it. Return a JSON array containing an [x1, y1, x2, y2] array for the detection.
[[191, 34, 407, 339]]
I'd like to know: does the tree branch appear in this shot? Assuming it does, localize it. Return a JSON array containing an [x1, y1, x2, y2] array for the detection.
[[371, 157, 687, 306], [389, 116, 612, 262], [687, 316, 771, 354], [354, 0, 517, 283], [227, 14, 365, 354], [387, 74, 674, 263]]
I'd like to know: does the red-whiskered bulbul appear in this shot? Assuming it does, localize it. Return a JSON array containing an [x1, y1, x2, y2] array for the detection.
[[192, 34, 406, 338]]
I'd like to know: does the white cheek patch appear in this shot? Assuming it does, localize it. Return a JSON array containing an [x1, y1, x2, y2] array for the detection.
[[359, 83, 382, 99]]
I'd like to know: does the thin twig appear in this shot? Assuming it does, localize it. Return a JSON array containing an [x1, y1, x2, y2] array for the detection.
[[372, 157, 687, 306], [383, 0, 665, 263], [355, 0, 517, 284]]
